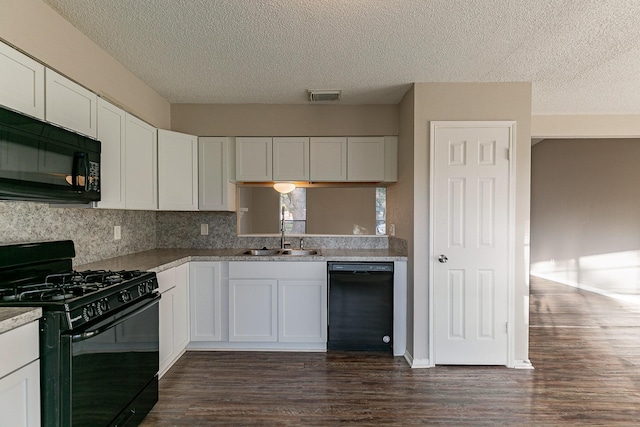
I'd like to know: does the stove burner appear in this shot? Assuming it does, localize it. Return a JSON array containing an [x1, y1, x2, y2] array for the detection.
[[52, 293, 74, 301], [0, 269, 147, 303]]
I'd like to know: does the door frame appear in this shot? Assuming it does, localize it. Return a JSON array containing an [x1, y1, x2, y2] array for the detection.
[[428, 121, 517, 367]]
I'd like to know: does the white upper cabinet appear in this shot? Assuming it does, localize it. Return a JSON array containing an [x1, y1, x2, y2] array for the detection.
[[45, 69, 97, 138], [199, 137, 236, 211], [236, 137, 310, 182], [96, 98, 126, 209], [272, 137, 309, 181], [347, 136, 385, 181], [309, 137, 347, 181], [124, 113, 157, 210], [235, 137, 272, 181], [158, 129, 198, 211], [0, 42, 44, 120]]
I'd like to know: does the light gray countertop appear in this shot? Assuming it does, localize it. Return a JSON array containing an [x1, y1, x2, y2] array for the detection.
[[77, 248, 407, 273], [0, 307, 42, 334]]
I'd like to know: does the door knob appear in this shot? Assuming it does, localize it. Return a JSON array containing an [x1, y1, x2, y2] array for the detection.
[[438, 255, 448, 263]]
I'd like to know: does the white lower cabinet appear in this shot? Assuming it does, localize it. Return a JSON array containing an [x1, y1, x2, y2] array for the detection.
[[157, 263, 190, 377], [189, 262, 223, 341], [278, 279, 327, 343], [228, 261, 327, 347], [229, 279, 278, 342], [0, 321, 40, 427], [188, 261, 327, 351]]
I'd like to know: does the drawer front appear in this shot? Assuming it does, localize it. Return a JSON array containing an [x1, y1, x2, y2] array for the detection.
[[0, 321, 39, 379]]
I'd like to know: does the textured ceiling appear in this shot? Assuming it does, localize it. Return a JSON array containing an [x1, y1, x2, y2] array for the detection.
[[43, 0, 640, 114]]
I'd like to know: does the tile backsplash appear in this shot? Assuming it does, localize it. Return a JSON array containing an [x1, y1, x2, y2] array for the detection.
[[155, 211, 393, 250], [0, 202, 399, 266], [0, 201, 156, 266]]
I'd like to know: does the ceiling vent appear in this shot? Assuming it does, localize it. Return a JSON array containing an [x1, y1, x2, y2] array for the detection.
[[308, 90, 342, 102]]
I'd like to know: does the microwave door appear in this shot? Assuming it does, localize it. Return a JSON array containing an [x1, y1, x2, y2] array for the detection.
[[0, 106, 101, 203]]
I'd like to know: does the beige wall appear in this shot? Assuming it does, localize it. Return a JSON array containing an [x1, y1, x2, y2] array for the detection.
[[307, 188, 376, 235], [0, 0, 170, 128], [407, 82, 532, 365], [392, 86, 416, 358], [171, 104, 398, 136], [531, 138, 640, 295], [238, 187, 279, 234]]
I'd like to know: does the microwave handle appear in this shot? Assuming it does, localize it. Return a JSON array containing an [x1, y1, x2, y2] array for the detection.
[[71, 152, 89, 191]]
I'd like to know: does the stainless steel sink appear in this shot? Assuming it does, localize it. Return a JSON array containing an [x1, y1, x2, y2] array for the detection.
[[240, 249, 282, 256], [238, 248, 321, 256], [280, 249, 319, 256]]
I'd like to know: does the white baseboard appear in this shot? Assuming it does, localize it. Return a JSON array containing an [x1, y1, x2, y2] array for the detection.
[[404, 352, 431, 368], [513, 359, 535, 370]]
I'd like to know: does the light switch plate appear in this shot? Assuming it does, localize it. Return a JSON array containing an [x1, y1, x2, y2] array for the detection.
[[114, 225, 121, 240], [201, 224, 209, 235], [388, 224, 395, 236]]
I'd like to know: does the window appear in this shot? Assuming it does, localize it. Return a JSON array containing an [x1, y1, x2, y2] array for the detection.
[[279, 187, 386, 236], [280, 188, 306, 234]]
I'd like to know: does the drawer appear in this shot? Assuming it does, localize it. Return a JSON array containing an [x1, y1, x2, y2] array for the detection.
[[0, 321, 39, 379]]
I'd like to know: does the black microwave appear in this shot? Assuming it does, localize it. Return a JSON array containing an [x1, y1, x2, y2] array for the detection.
[[0, 106, 100, 204]]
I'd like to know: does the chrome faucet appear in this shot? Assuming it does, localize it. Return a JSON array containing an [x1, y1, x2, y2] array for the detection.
[[280, 205, 286, 249]]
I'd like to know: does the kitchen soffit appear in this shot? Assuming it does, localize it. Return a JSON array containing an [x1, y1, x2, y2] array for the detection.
[[43, 0, 640, 115]]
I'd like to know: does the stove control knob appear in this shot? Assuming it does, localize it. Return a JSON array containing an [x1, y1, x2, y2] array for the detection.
[[146, 282, 154, 293], [82, 305, 97, 321], [138, 283, 147, 295], [119, 290, 132, 303], [99, 299, 110, 312]]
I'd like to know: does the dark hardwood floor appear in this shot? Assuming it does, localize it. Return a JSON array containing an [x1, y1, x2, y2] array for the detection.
[[140, 277, 640, 426]]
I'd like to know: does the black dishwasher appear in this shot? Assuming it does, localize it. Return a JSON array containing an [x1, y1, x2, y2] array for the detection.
[[328, 262, 394, 352]]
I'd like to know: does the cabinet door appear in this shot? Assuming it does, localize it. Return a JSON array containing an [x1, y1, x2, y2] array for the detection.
[[45, 69, 97, 138], [158, 287, 175, 375], [235, 137, 272, 181], [199, 137, 236, 211], [0, 42, 44, 120], [309, 137, 347, 181], [124, 113, 157, 210], [158, 129, 198, 210], [229, 279, 277, 342], [0, 360, 40, 427], [190, 262, 223, 341], [173, 263, 190, 351], [278, 280, 327, 343], [273, 137, 309, 181], [347, 137, 385, 181], [96, 98, 126, 209]]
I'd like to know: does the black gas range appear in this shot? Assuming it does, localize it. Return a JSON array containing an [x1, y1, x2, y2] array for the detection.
[[0, 240, 160, 427]]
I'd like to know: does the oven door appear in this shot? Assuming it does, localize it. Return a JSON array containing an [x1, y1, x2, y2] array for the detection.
[[61, 292, 160, 426]]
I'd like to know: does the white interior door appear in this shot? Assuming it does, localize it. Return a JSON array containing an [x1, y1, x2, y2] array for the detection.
[[432, 122, 513, 365]]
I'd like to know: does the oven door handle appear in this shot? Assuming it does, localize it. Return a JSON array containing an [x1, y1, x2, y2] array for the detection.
[[71, 292, 160, 342]]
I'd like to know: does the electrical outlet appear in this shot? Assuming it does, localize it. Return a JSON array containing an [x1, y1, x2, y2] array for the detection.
[[200, 224, 209, 235], [388, 224, 395, 236], [114, 225, 121, 240]]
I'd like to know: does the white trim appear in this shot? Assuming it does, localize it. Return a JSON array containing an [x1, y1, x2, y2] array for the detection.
[[405, 351, 431, 368], [513, 359, 535, 370], [429, 121, 517, 368]]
